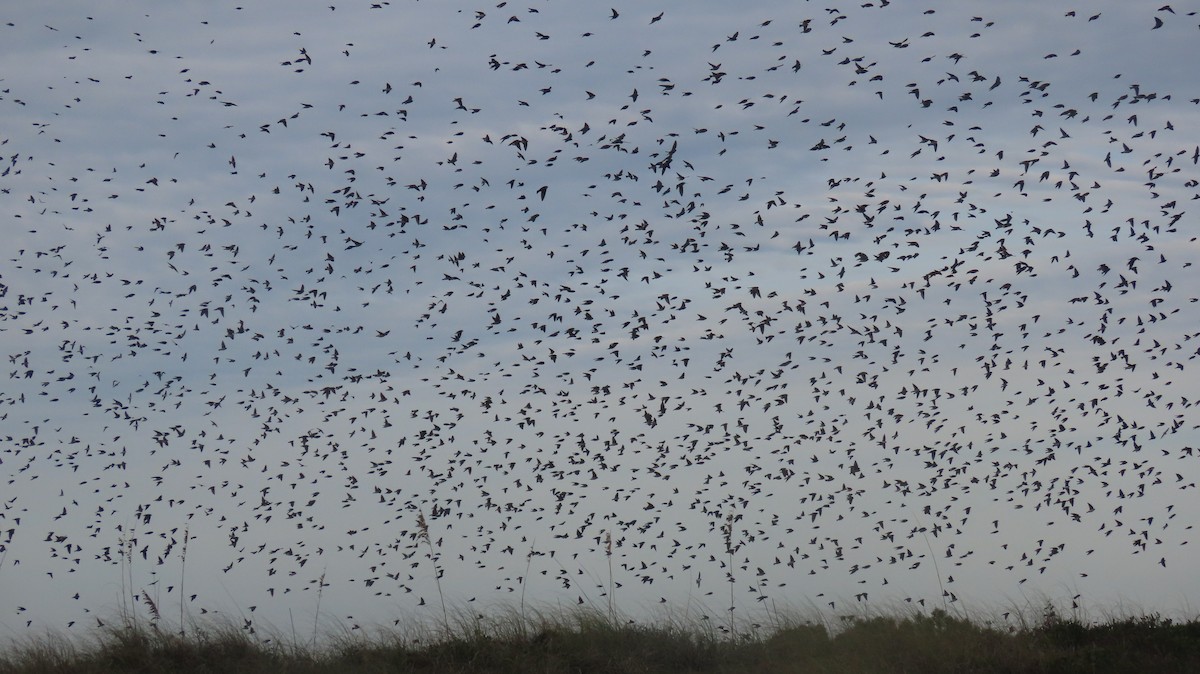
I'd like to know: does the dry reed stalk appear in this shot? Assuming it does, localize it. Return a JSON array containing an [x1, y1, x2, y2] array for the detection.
[[179, 525, 188, 637], [605, 530, 615, 623], [313, 567, 327, 647], [417, 510, 449, 633], [723, 513, 736, 639]]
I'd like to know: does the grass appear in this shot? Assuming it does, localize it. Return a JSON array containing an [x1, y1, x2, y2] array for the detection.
[[2, 603, 1199, 673]]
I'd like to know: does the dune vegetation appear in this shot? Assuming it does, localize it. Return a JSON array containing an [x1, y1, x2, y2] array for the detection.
[[3, 600, 1199, 674]]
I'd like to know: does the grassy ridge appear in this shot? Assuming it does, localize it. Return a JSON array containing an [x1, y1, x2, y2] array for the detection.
[[3, 605, 1199, 673]]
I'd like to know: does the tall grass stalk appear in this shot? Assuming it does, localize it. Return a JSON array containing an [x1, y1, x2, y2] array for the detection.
[[519, 542, 535, 635], [312, 567, 327, 648], [178, 525, 188, 637], [416, 511, 449, 634], [722, 513, 736, 639], [0, 529, 10, 575], [116, 532, 128, 628], [116, 528, 138, 631], [128, 529, 138, 629], [289, 608, 298, 654], [605, 530, 615, 624], [141, 590, 161, 629], [904, 502, 948, 612]]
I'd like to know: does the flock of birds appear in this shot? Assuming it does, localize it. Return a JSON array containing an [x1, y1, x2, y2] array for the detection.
[[2, 1, 1199, 635]]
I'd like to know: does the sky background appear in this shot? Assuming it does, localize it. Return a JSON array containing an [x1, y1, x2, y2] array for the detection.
[[2, 0, 1199, 640]]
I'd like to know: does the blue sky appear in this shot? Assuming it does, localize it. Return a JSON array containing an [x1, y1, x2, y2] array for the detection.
[[2, 0, 1199, 638]]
